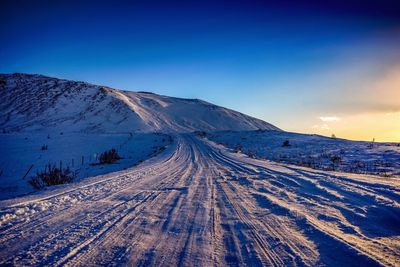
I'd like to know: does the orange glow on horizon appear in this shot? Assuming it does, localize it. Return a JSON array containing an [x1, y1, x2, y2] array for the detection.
[[302, 64, 400, 142], [306, 112, 400, 142]]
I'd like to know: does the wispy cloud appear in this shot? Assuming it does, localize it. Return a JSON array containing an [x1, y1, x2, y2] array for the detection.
[[312, 124, 330, 130], [385, 111, 400, 116], [319, 116, 340, 122]]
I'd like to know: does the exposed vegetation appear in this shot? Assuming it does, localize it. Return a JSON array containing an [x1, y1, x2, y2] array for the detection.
[[282, 140, 290, 147], [99, 148, 121, 164], [210, 130, 400, 177], [233, 144, 243, 153], [194, 131, 207, 138], [29, 164, 76, 189]]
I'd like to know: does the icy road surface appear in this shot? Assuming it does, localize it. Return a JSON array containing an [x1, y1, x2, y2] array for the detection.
[[0, 135, 399, 266]]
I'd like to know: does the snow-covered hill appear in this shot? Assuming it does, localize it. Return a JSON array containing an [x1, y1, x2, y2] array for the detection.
[[209, 130, 400, 176], [1, 74, 399, 266], [0, 73, 279, 133]]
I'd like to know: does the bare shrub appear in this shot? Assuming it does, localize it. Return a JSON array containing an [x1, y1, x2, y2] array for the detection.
[[330, 155, 342, 170], [194, 131, 207, 138], [99, 148, 121, 164], [29, 164, 76, 189], [282, 140, 290, 147], [233, 144, 243, 153]]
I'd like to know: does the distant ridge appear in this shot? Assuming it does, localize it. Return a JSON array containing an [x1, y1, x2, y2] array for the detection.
[[0, 73, 280, 133]]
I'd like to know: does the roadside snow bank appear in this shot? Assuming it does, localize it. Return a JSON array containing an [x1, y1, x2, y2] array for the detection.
[[0, 132, 172, 200]]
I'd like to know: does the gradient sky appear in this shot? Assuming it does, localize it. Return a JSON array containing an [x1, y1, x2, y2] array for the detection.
[[1, 0, 400, 141]]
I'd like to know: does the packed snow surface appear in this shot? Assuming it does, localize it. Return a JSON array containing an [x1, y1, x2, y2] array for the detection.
[[0, 135, 399, 266], [0, 73, 399, 266]]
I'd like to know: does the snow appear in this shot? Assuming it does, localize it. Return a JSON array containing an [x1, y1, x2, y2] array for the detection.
[[0, 73, 278, 133], [0, 135, 399, 266], [0, 132, 171, 200], [0, 73, 399, 266], [209, 130, 400, 177]]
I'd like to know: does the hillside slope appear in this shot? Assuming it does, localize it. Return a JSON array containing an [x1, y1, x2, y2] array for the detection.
[[0, 73, 279, 133]]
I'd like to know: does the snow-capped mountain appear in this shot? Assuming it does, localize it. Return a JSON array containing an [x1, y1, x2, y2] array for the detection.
[[0, 73, 279, 133]]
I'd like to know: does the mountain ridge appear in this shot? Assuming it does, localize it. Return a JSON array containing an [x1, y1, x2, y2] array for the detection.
[[0, 73, 280, 133]]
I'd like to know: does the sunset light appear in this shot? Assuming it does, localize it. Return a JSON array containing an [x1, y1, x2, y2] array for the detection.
[[1, 1, 400, 266]]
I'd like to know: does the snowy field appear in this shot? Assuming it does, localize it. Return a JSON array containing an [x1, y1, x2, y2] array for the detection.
[[0, 134, 399, 266], [0, 75, 399, 266], [0, 132, 171, 200], [209, 130, 400, 177]]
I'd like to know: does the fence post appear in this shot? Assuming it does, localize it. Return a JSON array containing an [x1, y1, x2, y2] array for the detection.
[[22, 164, 34, 180]]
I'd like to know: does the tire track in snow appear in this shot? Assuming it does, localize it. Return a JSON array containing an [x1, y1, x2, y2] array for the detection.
[[0, 134, 399, 266]]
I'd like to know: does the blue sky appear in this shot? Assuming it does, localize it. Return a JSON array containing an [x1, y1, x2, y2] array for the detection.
[[1, 0, 400, 141]]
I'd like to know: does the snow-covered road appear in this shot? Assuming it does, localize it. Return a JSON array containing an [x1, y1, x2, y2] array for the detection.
[[1, 135, 399, 266]]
